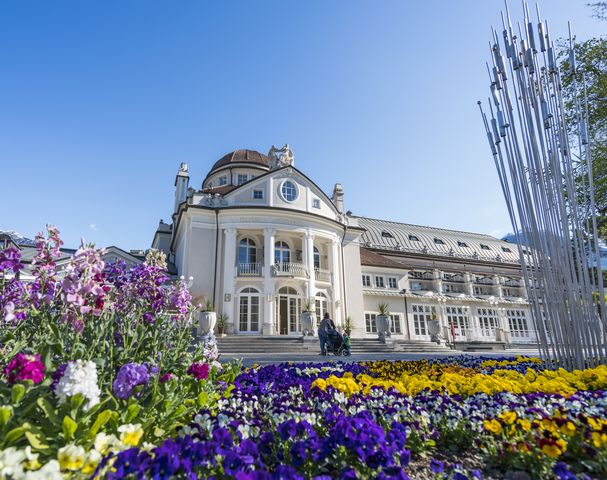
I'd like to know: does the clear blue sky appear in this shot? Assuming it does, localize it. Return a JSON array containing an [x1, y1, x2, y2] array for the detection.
[[1, 1, 603, 249]]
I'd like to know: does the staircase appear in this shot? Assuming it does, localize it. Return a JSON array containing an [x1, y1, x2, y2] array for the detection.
[[394, 339, 451, 353], [213, 335, 451, 355], [216, 336, 307, 354]]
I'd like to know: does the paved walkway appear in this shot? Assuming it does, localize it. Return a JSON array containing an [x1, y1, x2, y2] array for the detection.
[[221, 348, 540, 367]]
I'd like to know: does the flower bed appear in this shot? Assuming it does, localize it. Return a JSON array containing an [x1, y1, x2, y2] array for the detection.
[[100, 358, 607, 479], [2, 227, 607, 479]]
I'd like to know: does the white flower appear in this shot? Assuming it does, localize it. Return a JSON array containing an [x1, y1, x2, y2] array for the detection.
[[57, 444, 86, 471], [0, 447, 25, 480], [54, 360, 101, 411], [22, 460, 62, 480], [118, 423, 144, 447], [94, 432, 121, 455]]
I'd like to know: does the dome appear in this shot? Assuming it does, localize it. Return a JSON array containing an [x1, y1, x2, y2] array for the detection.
[[209, 149, 270, 173]]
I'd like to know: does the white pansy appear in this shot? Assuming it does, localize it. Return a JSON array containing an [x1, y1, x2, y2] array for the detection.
[[22, 460, 62, 480], [0, 447, 25, 480], [54, 360, 101, 411]]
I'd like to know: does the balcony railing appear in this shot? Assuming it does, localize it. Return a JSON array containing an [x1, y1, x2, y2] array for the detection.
[[409, 271, 434, 280], [474, 277, 494, 285], [237, 263, 261, 277], [272, 262, 309, 278], [502, 279, 522, 287], [315, 268, 331, 282], [442, 273, 465, 283]]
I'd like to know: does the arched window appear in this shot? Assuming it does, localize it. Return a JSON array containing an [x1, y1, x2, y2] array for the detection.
[[238, 238, 257, 264], [239, 287, 260, 333], [275, 241, 290, 265], [313, 246, 321, 269], [280, 180, 298, 202]]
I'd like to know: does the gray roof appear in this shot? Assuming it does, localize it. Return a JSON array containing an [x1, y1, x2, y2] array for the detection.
[[355, 216, 522, 265]]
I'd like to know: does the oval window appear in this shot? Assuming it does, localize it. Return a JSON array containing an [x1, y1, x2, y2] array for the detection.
[[281, 180, 298, 202]]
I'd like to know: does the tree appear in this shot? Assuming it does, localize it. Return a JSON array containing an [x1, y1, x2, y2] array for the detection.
[[559, 10, 607, 242]]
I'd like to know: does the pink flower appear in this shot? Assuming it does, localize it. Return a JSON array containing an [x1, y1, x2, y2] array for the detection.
[[3, 353, 45, 385], [159, 373, 172, 383], [187, 362, 209, 380]]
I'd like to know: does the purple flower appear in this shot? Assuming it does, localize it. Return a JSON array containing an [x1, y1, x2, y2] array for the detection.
[[113, 363, 150, 399], [188, 362, 209, 380], [51, 363, 68, 393], [3, 353, 45, 385], [430, 459, 444, 474], [0, 246, 23, 274]]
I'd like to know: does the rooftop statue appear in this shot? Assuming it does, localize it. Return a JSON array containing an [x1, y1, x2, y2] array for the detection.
[[268, 144, 294, 169]]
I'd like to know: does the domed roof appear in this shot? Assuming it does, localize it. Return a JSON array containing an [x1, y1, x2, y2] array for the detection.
[[210, 149, 270, 173]]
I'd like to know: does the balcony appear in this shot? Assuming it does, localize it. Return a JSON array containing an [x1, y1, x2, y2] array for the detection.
[[474, 277, 494, 285], [502, 279, 522, 288], [409, 271, 434, 280], [442, 273, 465, 283], [271, 262, 309, 278], [314, 268, 331, 282], [237, 263, 261, 277]]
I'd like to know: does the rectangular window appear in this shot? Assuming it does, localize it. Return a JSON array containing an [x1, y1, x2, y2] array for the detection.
[[365, 313, 377, 333], [411, 304, 436, 337], [375, 276, 385, 288], [388, 277, 398, 289], [253, 190, 263, 199], [507, 309, 529, 337], [477, 307, 498, 338], [390, 314, 402, 334], [446, 306, 470, 339], [362, 275, 371, 287], [237, 174, 248, 185], [312, 198, 321, 209], [218, 176, 228, 186]]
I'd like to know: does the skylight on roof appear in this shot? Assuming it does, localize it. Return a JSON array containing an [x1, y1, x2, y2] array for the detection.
[[501, 246, 512, 253], [457, 241, 468, 247], [480, 244, 491, 250], [408, 235, 420, 242], [381, 231, 394, 239], [434, 238, 445, 245]]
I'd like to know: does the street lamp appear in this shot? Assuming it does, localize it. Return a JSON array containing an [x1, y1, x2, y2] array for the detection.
[[399, 289, 411, 340]]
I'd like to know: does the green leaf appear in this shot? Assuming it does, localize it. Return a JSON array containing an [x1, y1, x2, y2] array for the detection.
[[88, 410, 113, 438], [25, 431, 49, 450], [153, 426, 165, 437], [69, 393, 85, 410], [37, 398, 60, 425], [125, 403, 140, 423], [197, 391, 209, 408], [11, 384, 25, 404], [0, 405, 13, 427], [5, 426, 26, 445], [62, 416, 78, 441]]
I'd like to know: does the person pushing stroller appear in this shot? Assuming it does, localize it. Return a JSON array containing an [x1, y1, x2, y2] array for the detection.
[[318, 313, 348, 356]]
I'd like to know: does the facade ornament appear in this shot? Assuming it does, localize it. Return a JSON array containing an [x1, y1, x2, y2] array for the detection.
[[268, 144, 295, 169]]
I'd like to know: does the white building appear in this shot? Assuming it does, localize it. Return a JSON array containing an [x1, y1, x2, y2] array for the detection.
[[153, 146, 537, 348]]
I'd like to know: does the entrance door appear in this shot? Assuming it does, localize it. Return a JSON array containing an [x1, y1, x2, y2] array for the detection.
[[279, 296, 289, 334], [238, 288, 260, 333], [276, 286, 301, 334]]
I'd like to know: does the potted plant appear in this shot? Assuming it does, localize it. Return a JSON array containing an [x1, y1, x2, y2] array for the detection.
[[427, 309, 441, 344], [343, 316, 353, 337], [376, 302, 392, 343], [216, 313, 228, 336], [197, 298, 216, 336], [300, 300, 315, 337]]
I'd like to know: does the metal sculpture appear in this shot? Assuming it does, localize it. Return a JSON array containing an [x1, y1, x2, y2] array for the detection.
[[478, 2, 606, 369]]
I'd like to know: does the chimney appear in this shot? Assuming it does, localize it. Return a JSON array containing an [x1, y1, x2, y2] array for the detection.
[[174, 163, 190, 213], [332, 183, 344, 213]]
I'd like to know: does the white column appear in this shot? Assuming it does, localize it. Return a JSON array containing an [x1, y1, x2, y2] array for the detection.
[[464, 273, 474, 296], [494, 275, 503, 299], [263, 228, 276, 335], [222, 228, 237, 334], [331, 239, 342, 327], [305, 231, 316, 303]]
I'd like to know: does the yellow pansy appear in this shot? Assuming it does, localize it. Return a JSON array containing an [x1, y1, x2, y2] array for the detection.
[[483, 419, 503, 435], [118, 423, 144, 447], [81, 450, 102, 475], [499, 411, 517, 425], [57, 444, 86, 471]]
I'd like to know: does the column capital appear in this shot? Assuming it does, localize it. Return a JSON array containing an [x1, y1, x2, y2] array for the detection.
[[224, 227, 236, 235], [264, 227, 276, 236], [305, 230, 315, 240]]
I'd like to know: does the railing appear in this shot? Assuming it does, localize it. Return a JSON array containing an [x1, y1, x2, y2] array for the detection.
[[410, 271, 434, 280], [474, 277, 494, 285], [315, 268, 331, 282], [442, 273, 465, 283], [272, 262, 309, 278], [502, 279, 522, 287], [237, 263, 261, 277]]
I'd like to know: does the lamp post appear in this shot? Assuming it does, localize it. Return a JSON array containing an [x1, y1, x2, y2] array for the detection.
[[400, 289, 411, 340]]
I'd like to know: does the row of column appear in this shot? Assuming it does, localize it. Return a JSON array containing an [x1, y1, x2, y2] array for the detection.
[[221, 227, 342, 335]]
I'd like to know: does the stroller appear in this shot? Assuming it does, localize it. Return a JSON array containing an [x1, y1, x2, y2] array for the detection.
[[326, 328, 348, 356]]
